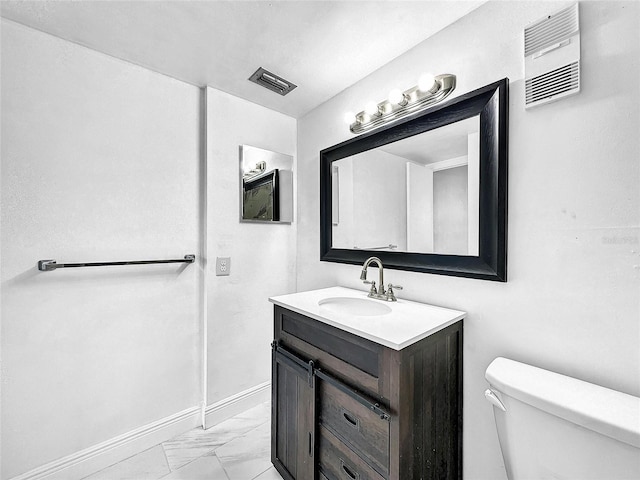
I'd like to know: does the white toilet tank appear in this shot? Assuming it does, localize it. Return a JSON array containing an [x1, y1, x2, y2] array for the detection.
[[485, 357, 640, 480]]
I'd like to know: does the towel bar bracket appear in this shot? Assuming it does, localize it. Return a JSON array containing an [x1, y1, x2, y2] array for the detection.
[[38, 259, 56, 271]]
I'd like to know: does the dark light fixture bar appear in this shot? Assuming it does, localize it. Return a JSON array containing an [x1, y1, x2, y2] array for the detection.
[[37, 255, 195, 272], [249, 67, 297, 96]]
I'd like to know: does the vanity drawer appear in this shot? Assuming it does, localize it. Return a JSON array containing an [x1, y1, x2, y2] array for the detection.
[[275, 306, 384, 397], [318, 425, 386, 480], [319, 378, 389, 477]]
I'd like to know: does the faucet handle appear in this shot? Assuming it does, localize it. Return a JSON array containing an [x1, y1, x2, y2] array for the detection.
[[363, 280, 377, 296], [386, 283, 403, 301]]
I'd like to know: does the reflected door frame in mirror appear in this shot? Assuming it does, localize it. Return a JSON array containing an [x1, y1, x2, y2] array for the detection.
[[320, 78, 508, 281]]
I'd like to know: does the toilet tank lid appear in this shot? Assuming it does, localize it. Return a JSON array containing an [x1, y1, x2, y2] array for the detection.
[[485, 357, 640, 449]]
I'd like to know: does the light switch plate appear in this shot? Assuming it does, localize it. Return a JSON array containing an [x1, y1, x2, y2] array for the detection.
[[216, 257, 231, 276]]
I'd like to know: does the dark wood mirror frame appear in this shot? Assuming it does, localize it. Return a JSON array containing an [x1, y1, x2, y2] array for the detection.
[[320, 78, 508, 281]]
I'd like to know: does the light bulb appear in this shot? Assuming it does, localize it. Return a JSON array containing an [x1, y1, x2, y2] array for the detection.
[[388, 89, 404, 105], [343, 112, 356, 125], [364, 102, 379, 116], [418, 72, 435, 92]]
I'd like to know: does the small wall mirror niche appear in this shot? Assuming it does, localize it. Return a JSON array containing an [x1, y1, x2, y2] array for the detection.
[[320, 79, 508, 281], [240, 145, 293, 223]]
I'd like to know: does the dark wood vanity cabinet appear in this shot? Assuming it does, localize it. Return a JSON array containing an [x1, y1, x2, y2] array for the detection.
[[271, 305, 463, 480]]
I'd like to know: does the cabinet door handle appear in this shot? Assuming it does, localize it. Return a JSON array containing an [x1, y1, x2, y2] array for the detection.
[[340, 460, 359, 479], [308, 431, 313, 457], [342, 410, 360, 429]]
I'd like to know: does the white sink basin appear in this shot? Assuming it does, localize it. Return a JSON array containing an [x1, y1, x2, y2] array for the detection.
[[318, 296, 392, 316]]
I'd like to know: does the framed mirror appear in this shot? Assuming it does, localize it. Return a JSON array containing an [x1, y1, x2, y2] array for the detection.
[[320, 78, 508, 281]]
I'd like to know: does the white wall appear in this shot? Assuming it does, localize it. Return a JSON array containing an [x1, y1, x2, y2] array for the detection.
[[433, 165, 468, 254], [332, 158, 354, 248], [297, 2, 639, 478], [205, 87, 296, 404], [407, 162, 434, 252], [352, 150, 406, 251], [1, 20, 201, 479], [333, 150, 406, 250]]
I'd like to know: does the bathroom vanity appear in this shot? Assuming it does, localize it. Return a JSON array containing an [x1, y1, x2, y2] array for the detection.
[[269, 287, 465, 480]]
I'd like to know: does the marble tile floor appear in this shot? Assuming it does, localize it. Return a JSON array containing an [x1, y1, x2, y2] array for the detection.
[[83, 402, 284, 480]]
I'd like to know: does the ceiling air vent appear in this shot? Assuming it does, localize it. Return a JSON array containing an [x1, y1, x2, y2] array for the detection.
[[524, 3, 580, 108], [249, 67, 297, 96]]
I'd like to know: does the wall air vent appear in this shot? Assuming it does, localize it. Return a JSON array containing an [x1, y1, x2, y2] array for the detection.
[[524, 3, 580, 108], [249, 67, 297, 96], [526, 61, 579, 106]]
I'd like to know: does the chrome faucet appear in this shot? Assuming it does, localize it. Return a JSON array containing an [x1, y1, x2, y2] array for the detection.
[[360, 256, 403, 301], [360, 256, 385, 297]]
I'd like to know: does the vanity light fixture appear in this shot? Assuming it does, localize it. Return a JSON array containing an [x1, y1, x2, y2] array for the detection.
[[242, 160, 266, 179], [348, 73, 456, 134]]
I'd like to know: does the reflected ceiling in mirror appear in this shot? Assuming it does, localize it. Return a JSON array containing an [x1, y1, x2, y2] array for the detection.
[[331, 116, 480, 256], [320, 79, 508, 281]]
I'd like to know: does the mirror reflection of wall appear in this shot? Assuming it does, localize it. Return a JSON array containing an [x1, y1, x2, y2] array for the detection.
[[433, 165, 468, 254], [331, 116, 479, 255], [332, 150, 406, 251], [239, 145, 293, 224]]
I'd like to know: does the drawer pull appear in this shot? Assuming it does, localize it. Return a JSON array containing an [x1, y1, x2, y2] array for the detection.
[[340, 460, 359, 480], [342, 409, 360, 429]]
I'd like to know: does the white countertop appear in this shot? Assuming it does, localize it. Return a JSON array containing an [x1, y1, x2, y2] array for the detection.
[[269, 286, 465, 350]]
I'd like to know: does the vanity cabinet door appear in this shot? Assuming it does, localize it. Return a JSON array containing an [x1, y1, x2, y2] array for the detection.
[[272, 344, 315, 480]]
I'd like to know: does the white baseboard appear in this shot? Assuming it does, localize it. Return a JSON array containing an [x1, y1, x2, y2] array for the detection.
[[10, 406, 201, 480], [204, 380, 271, 428], [10, 381, 271, 480]]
